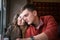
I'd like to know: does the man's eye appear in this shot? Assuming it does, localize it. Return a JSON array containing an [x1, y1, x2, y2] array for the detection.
[[24, 14, 28, 17]]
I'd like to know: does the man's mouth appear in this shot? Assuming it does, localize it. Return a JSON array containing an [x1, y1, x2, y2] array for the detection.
[[26, 20, 29, 23]]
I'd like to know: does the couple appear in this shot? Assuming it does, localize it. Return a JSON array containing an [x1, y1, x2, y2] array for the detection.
[[5, 4, 58, 40]]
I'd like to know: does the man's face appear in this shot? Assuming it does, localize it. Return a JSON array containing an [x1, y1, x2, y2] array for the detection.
[[20, 9, 36, 25]]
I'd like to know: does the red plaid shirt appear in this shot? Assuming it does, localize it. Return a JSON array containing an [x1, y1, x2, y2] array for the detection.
[[25, 15, 58, 40]]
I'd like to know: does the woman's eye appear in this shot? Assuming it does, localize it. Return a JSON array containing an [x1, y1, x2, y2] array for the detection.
[[19, 16, 21, 18]]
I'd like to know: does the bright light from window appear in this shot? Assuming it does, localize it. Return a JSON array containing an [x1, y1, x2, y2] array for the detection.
[[0, 0, 1, 10]]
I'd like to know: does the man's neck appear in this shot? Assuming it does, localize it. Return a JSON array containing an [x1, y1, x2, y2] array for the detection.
[[33, 17, 40, 27]]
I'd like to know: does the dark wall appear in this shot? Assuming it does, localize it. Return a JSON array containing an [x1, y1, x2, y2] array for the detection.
[[6, 0, 27, 27], [33, 2, 60, 24]]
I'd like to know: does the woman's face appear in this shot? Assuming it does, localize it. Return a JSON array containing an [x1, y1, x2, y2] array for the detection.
[[17, 16, 25, 26]]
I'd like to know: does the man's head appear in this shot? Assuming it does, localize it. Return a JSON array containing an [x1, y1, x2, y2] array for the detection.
[[20, 4, 38, 25]]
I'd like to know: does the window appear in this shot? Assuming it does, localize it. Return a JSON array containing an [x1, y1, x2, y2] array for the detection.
[[0, 0, 1, 34], [0, 0, 6, 40]]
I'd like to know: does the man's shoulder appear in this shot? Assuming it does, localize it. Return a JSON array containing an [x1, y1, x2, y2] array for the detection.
[[40, 15, 54, 18], [40, 15, 54, 20], [40, 15, 55, 23]]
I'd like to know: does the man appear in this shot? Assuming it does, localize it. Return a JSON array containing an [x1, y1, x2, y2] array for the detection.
[[17, 4, 58, 40]]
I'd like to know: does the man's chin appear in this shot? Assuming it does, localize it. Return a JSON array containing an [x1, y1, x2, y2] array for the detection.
[[28, 22, 32, 25]]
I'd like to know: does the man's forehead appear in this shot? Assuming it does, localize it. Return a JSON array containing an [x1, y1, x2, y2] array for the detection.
[[19, 9, 28, 17], [20, 13, 24, 18]]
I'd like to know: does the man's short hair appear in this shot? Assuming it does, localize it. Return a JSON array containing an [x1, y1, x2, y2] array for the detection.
[[22, 4, 37, 11]]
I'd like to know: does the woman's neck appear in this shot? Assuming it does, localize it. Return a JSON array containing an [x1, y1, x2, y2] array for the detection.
[[19, 25, 24, 30]]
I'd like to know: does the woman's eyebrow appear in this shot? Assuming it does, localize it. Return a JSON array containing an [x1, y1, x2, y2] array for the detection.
[[19, 15, 24, 20]]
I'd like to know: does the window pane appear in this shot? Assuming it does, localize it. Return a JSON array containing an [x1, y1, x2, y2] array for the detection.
[[0, 0, 1, 34], [0, 0, 1, 40]]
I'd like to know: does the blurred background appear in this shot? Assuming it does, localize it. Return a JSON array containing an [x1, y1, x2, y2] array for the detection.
[[0, 0, 60, 40]]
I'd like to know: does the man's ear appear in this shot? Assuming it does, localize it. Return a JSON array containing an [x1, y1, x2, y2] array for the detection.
[[33, 10, 37, 16]]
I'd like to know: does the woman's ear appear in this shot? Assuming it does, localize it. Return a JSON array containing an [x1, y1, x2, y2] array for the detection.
[[33, 10, 37, 16]]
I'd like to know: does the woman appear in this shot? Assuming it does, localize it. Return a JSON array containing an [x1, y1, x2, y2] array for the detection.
[[5, 14, 28, 40]]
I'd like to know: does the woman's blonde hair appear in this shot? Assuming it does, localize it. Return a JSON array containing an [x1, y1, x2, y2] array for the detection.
[[12, 14, 19, 26], [10, 14, 20, 31]]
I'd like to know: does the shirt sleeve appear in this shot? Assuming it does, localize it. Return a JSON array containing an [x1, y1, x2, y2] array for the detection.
[[44, 16, 58, 40]]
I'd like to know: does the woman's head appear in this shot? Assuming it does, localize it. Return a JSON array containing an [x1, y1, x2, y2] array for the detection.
[[12, 14, 25, 26], [17, 15, 25, 26]]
